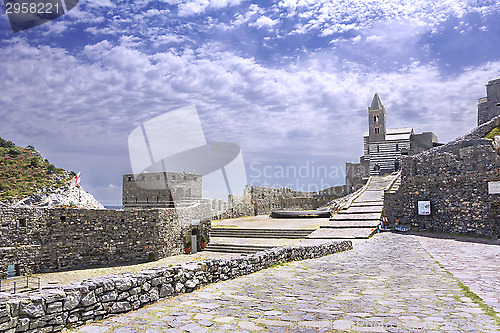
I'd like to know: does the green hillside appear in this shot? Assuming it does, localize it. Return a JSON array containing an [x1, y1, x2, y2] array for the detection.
[[0, 137, 74, 202]]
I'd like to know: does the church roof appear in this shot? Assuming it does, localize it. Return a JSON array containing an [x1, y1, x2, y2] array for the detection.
[[363, 127, 413, 139], [386, 127, 413, 135], [370, 93, 384, 110]]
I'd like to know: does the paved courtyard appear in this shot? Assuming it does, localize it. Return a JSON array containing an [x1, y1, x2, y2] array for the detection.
[[68, 233, 499, 332]]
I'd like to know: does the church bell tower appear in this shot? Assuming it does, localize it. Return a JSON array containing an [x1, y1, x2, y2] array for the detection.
[[368, 93, 386, 142]]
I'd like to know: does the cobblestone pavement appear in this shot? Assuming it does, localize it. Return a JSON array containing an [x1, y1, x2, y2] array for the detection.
[[415, 234, 500, 314], [68, 233, 499, 332]]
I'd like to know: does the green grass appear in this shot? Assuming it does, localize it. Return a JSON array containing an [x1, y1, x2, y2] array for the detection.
[[428, 253, 500, 326], [455, 279, 500, 326], [0, 138, 73, 202], [485, 126, 500, 139]]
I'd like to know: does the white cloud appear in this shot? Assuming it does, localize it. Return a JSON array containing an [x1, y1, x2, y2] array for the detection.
[[1, 38, 499, 202], [279, 0, 500, 36], [251, 16, 279, 29], [177, 0, 244, 16]]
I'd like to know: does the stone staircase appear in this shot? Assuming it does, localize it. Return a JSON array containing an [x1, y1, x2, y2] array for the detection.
[[308, 172, 401, 239], [205, 172, 402, 254], [205, 228, 315, 254]]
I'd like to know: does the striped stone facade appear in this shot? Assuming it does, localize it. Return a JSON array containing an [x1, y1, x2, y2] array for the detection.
[[364, 128, 412, 175]]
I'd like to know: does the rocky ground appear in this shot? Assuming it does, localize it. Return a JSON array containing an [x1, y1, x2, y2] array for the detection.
[[12, 184, 105, 209]]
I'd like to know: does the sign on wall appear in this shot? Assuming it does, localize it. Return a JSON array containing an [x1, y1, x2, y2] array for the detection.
[[418, 201, 431, 215], [488, 181, 500, 194]]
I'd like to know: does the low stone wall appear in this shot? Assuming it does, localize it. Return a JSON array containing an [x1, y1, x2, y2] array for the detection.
[[0, 241, 352, 332]]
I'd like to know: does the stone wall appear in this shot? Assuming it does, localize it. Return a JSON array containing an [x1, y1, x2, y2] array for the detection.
[[122, 172, 202, 208], [384, 140, 500, 238], [0, 205, 211, 279], [250, 186, 331, 215], [0, 241, 352, 332]]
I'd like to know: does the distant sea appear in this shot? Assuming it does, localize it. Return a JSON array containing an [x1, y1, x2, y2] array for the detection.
[[104, 206, 122, 210]]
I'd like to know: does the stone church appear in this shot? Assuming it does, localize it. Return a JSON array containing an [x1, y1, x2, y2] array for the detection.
[[346, 93, 441, 192]]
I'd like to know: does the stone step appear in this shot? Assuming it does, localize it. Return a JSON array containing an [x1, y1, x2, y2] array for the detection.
[[349, 202, 384, 207], [355, 193, 384, 202], [338, 206, 383, 213], [210, 228, 314, 239], [307, 228, 376, 239], [204, 243, 274, 254], [321, 220, 380, 228], [330, 213, 382, 221]]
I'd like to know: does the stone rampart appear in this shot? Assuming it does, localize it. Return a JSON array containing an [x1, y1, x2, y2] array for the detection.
[[250, 186, 337, 215], [0, 241, 352, 332], [0, 205, 211, 279], [384, 140, 500, 238]]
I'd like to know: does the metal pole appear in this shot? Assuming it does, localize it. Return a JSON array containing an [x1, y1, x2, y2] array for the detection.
[[13, 281, 16, 294], [38, 278, 40, 290], [26, 275, 29, 288]]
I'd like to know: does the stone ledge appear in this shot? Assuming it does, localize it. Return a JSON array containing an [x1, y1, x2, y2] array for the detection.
[[0, 241, 352, 332]]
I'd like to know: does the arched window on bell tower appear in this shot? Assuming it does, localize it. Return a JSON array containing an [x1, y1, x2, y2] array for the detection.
[[374, 115, 379, 123]]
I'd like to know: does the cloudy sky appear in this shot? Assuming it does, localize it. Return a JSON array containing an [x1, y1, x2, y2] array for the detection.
[[1, 0, 500, 206]]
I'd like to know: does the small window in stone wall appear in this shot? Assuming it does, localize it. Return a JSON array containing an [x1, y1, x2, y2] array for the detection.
[[128, 176, 133, 182], [60, 216, 66, 222], [18, 218, 27, 228], [121, 218, 125, 223]]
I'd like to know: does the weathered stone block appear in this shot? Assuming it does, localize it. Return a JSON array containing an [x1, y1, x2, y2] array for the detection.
[[63, 292, 81, 311], [128, 287, 141, 296], [110, 302, 131, 314], [151, 277, 165, 286], [115, 278, 133, 291], [45, 302, 62, 314], [19, 301, 44, 318], [100, 291, 118, 303], [0, 318, 18, 331], [159, 284, 173, 298], [16, 317, 29, 332], [80, 292, 97, 307]]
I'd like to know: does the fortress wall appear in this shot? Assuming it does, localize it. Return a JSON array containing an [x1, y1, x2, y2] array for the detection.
[[0, 205, 212, 279], [384, 143, 500, 238], [248, 186, 343, 215], [0, 207, 45, 247]]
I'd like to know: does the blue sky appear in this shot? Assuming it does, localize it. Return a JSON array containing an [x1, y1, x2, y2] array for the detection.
[[1, 0, 500, 205]]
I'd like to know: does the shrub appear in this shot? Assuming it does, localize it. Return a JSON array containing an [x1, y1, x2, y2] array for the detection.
[[8, 148, 21, 157], [29, 157, 39, 167], [47, 164, 57, 173], [0, 137, 14, 148]]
